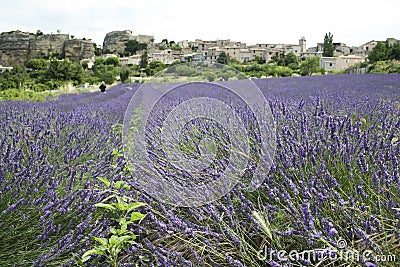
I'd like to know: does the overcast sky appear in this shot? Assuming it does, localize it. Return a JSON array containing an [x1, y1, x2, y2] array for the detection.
[[1, 0, 399, 48]]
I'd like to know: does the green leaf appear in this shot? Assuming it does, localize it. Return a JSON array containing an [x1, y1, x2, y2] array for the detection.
[[126, 202, 147, 214], [82, 249, 106, 262], [130, 233, 137, 240], [115, 203, 128, 211], [115, 180, 125, 190], [111, 163, 118, 169], [118, 235, 133, 243], [130, 211, 146, 222], [121, 221, 128, 232], [110, 227, 118, 235], [109, 235, 121, 246], [117, 228, 130, 235], [114, 195, 128, 211], [112, 150, 124, 157], [94, 203, 116, 211], [93, 237, 108, 246], [117, 217, 127, 225], [139, 255, 150, 261], [252, 210, 273, 240], [97, 177, 111, 187]]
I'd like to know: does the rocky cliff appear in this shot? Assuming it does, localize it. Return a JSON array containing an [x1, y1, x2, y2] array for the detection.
[[64, 39, 96, 61], [0, 30, 95, 66], [102, 30, 136, 54], [28, 33, 69, 59], [0, 31, 32, 66]]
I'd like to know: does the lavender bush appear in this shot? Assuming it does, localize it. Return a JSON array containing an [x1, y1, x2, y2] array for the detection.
[[1, 74, 399, 266]]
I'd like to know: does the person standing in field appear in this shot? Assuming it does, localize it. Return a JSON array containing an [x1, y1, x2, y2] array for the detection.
[[99, 81, 107, 93]]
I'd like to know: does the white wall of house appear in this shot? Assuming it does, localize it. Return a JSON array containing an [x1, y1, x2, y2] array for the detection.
[[223, 46, 241, 62], [320, 55, 364, 72], [151, 50, 176, 64], [119, 55, 142, 66], [289, 45, 302, 56], [250, 48, 267, 61], [204, 47, 221, 62], [239, 49, 251, 63]]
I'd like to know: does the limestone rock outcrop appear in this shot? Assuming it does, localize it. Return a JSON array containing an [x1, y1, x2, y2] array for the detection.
[[0, 30, 95, 66], [102, 30, 135, 54]]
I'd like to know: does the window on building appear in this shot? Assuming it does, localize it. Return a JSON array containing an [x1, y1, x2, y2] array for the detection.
[[329, 63, 333, 67]]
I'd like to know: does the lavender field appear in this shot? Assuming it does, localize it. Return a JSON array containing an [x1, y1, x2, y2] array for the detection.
[[1, 74, 399, 266]]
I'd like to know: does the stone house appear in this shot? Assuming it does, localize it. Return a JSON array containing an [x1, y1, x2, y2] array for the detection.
[[249, 47, 267, 61], [151, 50, 176, 64], [301, 51, 323, 59], [360, 40, 379, 55], [223, 46, 241, 62], [197, 40, 217, 51], [238, 49, 252, 63], [204, 47, 222, 62], [265, 47, 285, 62], [320, 55, 364, 72], [118, 55, 142, 66], [181, 53, 204, 62]]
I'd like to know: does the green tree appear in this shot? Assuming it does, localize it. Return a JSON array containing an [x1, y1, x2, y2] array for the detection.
[[120, 67, 130, 83], [147, 61, 167, 76], [93, 43, 101, 56], [46, 59, 83, 84], [26, 59, 49, 71], [11, 66, 29, 89], [323, 32, 334, 57], [300, 57, 320, 76], [94, 58, 106, 65], [275, 66, 293, 77], [105, 57, 119, 67], [368, 42, 389, 63], [0, 71, 17, 91], [368, 60, 400, 74], [125, 40, 139, 55], [254, 56, 265, 64], [125, 40, 148, 55], [92, 58, 117, 84], [170, 45, 182, 51], [284, 52, 299, 69], [389, 43, 400, 60], [139, 51, 149, 69], [272, 52, 286, 66], [81, 60, 89, 70], [216, 51, 228, 64]]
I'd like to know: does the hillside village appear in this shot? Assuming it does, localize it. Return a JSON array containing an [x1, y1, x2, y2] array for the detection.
[[100, 30, 399, 73], [1, 29, 399, 74]]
